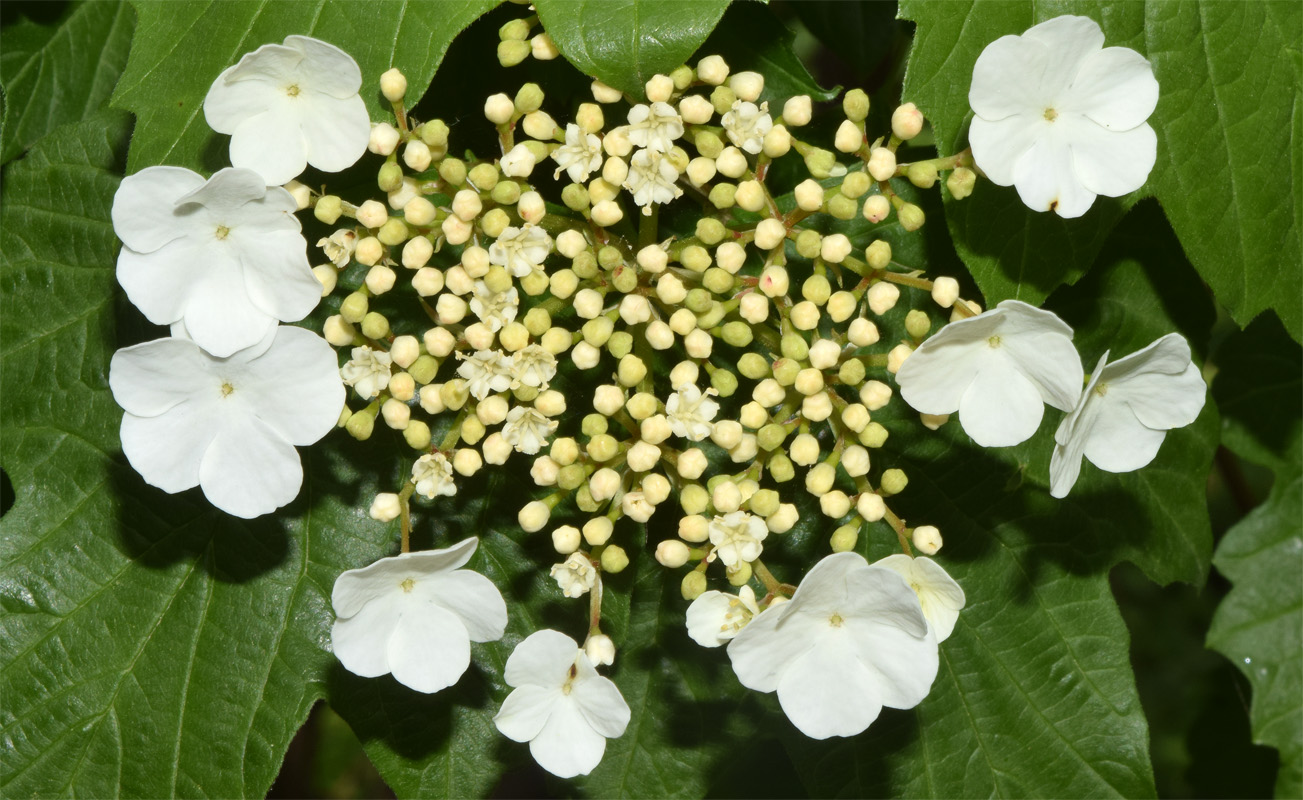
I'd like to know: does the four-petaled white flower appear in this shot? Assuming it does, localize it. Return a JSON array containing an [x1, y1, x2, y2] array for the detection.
[[494, 629, 631, 778], [109, 326, 343, 518], [666, 384, 719, 441], [708, 510, 768, 568], [469, 280, 520, 332], [112, 166, 321, 358], [624, 149, 683, 214], [456, 349, 515, 400], [204, 35, 370, 186], [896, 300, 1083, 447], [686, 585, 760, 647], [503, 406, 558, 455], [968, 15, 1159, 218], [872, 555, 966, 642], [625, 102, 684, 153], [340, 345, 393, 400], [512, 344, 557, 389], [412, 452, 457, 499], [317, 228, 357, 268], [721, 100, 773, 155], [551, 123, 604, 183], [551, 552, 598, 598], [1050, 333, 1205, 498], [488, 224, 553, 277], [727, 552, 938, 739], [331, 537, 508, 694]]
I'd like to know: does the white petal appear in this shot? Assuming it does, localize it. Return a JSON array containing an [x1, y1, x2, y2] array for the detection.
[[896, 333, 992, 415], [119, 407, 216, 494], [1080, 396, 1168, 474], [1068, 118, 1156, 198], [997, 323, 1084, 413], [111, 167, 206, 252], [968, 113, 1043, 187], [776, 637, 883, 739], [422, 570, 508, 642], [785, 551, 873, 617], [845, 616, 939, 710], [330, 592, 400, 678], [181, 263, 278, 358], [1012, 132, 1097, 217], [505, 629, 581, 688], [528, 696, 608, 778], [908, 557, 967, 643], [495, 684, 561, 743], [330, 540, 479, 619], [726, 604, 812, 693], [284, 35, 363, 98], [387, 602, 471, 693], [1104, 334, 1206, 429], [1022, 15, 1106, 98], [298, 93, 370, 174], [109, 337, 217, 416], [116, 240, 208, 328], [847, 564, 930, 641], [176, 166, 268, 209], [969, 34, 1050, 121], [203, 63, 283, 134], [686, 591, 735, 647], [957, 357, 1045, 447], [572, 674, 630, 739], [229, 106, 308, 186], [233, 326, 343, 445], [1050, 353, 1108, 498], [1049, 435, 1085, 499], [1064, 46, 1159, 131], [198, 414, 302, 518]]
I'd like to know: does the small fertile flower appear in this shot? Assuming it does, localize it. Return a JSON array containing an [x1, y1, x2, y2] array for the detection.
[[457, 349, 515, 400], [666, 384, 719, 441], [552, 123, 604, 183], [686, 585, 760, 647], [489, 224, 553, 277], [112, 166, 321, 357], [968, 15, 1159, 218], [109, 326, 343, 518], [708, 511, 767, 568], [412, 453, 456, 499], [551, 552, 598, 598], [340, 345, 393, 401], [624, 149, 683, 213], [317, 228, 357, 267], [727, 552, 938, 739], [626, 102, 684, 152], [896, 300, 1083, 447], [872, 555, 966, 642], [503, 406, 558, 455], [204, 35, 370, 185], [331, 537, 507, 694], [512, 344, 557, 389], [1050, 333, 1206, 498], [469, 281, 520, 332], [494, 629, 631, 778], [721, 100, 773, 155]]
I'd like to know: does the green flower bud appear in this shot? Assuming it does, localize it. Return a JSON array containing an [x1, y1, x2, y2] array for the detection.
[[802, 274, 832, 305], [710, 368, 738, 397], [681, 244, 711, 273], [710, 85, 737, 115], [597, 245, 623, 270], [680, 483, 709, 515], [757, 423, 788, 452], [497, 39, 532, 67], [696, 218, 727, 245], [558, 464, 587, 491], [467, 163, 499, 191], [727, 561, 752, 586], [670, 65, 694, 90], [607, 331, 634, 359], [611, 264, 639, 294], [906, 162, 938, 189], [795, 229, 822, 259], [708, 183, 736, 209], [684, 288, 712, 315], [481, 208, 510, 239], [340, 291, 368, 323], [587, 433, 619, 462], [695, 130, 724, 159], [747, 489, 778, 519], [582, 413, 608, 437], [572, 251, 599, 279], [859, 421, 888, 448], [360, 312, 390, 340], [345, 407, 376, 440], [514, 82, 544, 113], [404, 419, 432, 450], [409, 355, 439, 385], [420, 119, 450, 148], [905, 309, 931, 339], [681, 570, 708, 601], [738, 352, 769, 379], [520, 269, 548, 296], [314, 195, 343, 224], [377, 217, 410, 246], [880, 467, 908, 496], [600, 545, 629, 573], [842, 88, 870, 122], [772, 357, 800, 386], [826, 194, 858, 220], [703, 267, 734, 296], [830, 523, 859, 553], [576, 484, 599, 513], [838, 358, 866, 387], [947, 167, 977, 200], [499, 18, 530, 40], [768, 452, 795, 482], [618, 355, 647, 387], [780, 333, 809, 362], [866, 240, 892, 270], [898, 202, 925, 232], [377, 162, 404, 193], [582, 316, 614, 347], [840, 171, 871, 199], [562, 182, 590, 210], [524, 307, 552, 337], [491, 180, 521, 206], [721, 320, 753, 347], [695, 301, 726, 329], [803, 148, 836, 179], [438, 157, 467, 186], [440, 380, 469, 410], [513, 384, 539, 403]]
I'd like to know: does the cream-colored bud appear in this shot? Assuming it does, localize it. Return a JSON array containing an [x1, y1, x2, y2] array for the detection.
[[551, 525, 581, 555], [500, 143, 536, 178], [645, 73, 675, 103], [476, 431, 509, 465], [386, 335, 419, 370], [912, 525, 942, 554], [834, 119, 864, 153], [880, 467, 908, 496], [843, 403, 872, 433], [802, 392, 833, 422], [752, 378, 786, 408], [825, 291, 856, 323], [886, 344, 912, 374], [804, 339, 837, 371], [793, 178, 825, 212], [729, 71, 764, 102], [654, 539, 690, 568], [790, 301, 820, 331], [365, 265, 397, 296], [853, 383, 889, 416], [530, 32, 559, 60], [763, 124, 791, 157], [379, 68, 408, 103], [712, 481, 742, 513], [891, 102, 924, 140], [485, 92, 514, 123], [354, 236, 384, 267], [434, 294, 466, 325], [418, 383, 445, 416], [555, 230, 586, 260], [590, 199, 623, 227], [399, 238, 434, 274], [601, 155, 629, 187], [905, 309, 931, 340], [498, 321, 529, 352], [283, 180, 312, 210], [357, 200, 388, 230], [734, 179, 766, 212], [381, 398, 410, 430], [369, 492, 401, 521], [617, 354, 647, 387], [794, 367, 824, 397], [618, 293, 652, 325], [789, 433, 820, 466], [640, 414, 673, 444], [571, 340, 600, 369], [462, 322, 494, 350], [518, 499, 550, 532], [738, 401, 768, 430], [420, 327, 453, 359], [840, 445, 869, 478], [847, 318, 879, 348], [638, 320, 671, 350], [738, 292, 769, 324], [522, 110, 558, 141], [387, 177, 419, 210], [821, 490, 852, 519], [530, 455, 560, 485], [852, 492, 883, 522], [867, 147, 897, 182], [754, 218, 787, 250], [867, 281, 900, 315], [805, 463, 835, 496], [820, 233, 853, 263], [368, 122, 401, 156], [697, 55, 730, 86], [590, 80, 622, 104], [451, 189, 482, 222], [677, 447, 708, 480], [477, 395, 509, 426], [863, 194, 890, 223], [403, 140, 432, 172], [572, 288, 604, 320], [781, 94, 811, 126], [399, 196, 435, 229], [684, 328, 713, 359], [679, 95, 714, 125], [767, 502, 799, 533], [760, 265, 789, 298], [716, 146, 748, 179], [668, 363, 698, 393], [323, 315, 354, 346], [312, 265, 337, 297], [588, 467, 621, 502], [675, 514, 707, 544], [951, 299, 983, 322], [918, 413, 948, 431], [624, 441, 659, 473], [931, 276, 960, 308], [577, 517, 610, 547], [439, 214, 470, 245], [711, 419, 743, 450], [711, 242, 743, 276]]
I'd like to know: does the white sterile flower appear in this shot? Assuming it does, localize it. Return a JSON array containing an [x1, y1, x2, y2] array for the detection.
[[686, 585, 761, 647], [456, 349, 515, 400], [721, 100, 773, 155], [872, 555, 966, 642], [552, 123, 604, 183], [896, 300, 1083, 447], [727, 552, 938, 739], [489, 224, 553, 278], [624, 148, 683, 213], [551, 552, 598, 598], [494, 629, 631, 778], [331, 537, 507, 693], [512, 344, 558, 389], [112, 167, 320, 358], [412, 453, 457, 499], [626, 102, 684, 152], [109, 326, 342, 519], [317, 228, 357, 267], [469, 280, 520, 332], [503, 406, 559, 455], [666, 384, 719, 441], [1050, 333, 1206, 498], [204, 35, 370, 185], [340, 345, 393, 400], [968, 15, 1159, 218], [708, 510, 767, 568]]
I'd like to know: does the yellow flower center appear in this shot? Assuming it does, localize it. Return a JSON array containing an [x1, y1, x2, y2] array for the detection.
[[1044, 107, 1059, 122], [286, 84, 301, 97], [220, 382, 235, 397], [400, 578, 415, 593], [215, 225, 230, 240]]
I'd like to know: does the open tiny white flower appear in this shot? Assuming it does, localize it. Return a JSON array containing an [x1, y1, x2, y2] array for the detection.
[[727, 552, 938, 739], [340, 345, 393, 401], [625, 102, 684, 153], [624, 148, 683, 214], [503, 406, 558, 455], [112, 167, 321, 357], [469, 281, 520, 332], [204, 35, 370, 185], [317, 228, 357, 268], [512, 344, 558, 389], [1050, 333, 1206, 498], [708, 510, 768, 568], [686, 585, 760, 647], [551, 552, 598, 598], [872, 555, 966, 642], [552, 123, 604, 183], [331, 537, 507, 694], [494, 629, 631, 778], [721, 100, 773, 155], [412, 453, 457, 499], [968, 15, 1159, 218], [109, 326, 343, 518], [489, 224, 553, 277], [666, 384, 719, 441], [456, 349, 515, 400], [896, 300, 1083, 447]]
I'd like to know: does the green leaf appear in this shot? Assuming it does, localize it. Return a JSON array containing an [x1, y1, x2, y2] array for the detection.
[[110, 0, 502, 174], [0, 1, 136, 166], [533, 0, 731, 98]]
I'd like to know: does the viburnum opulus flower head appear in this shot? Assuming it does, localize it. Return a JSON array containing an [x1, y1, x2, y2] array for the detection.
[[112, 166, 322, 358], [331, 537, 507, 694], [1050, 333, 1206, 498], [204, 35, 370, 185], [968, 15, 1159, 218], [109, 326, 343, 518]]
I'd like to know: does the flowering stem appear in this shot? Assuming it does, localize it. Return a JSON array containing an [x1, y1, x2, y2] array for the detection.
[[883, 506, 913, 556], [752, 559, 783, 596], [398, 482, 415, 553], [588, 572, 604, 634], [639, 206, 659, 250]]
